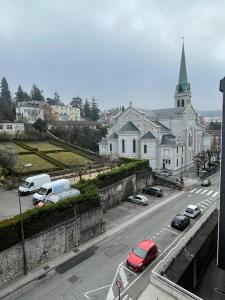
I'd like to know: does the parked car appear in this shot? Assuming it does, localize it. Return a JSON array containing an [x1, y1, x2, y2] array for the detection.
[[171, 214, 190, 231], [19, 174, 51, 195], [37, 188, 80, 207], [158, 170, 170, 177], [142, 186, 163, 197], [184, 205, 201, 219], [127, 195, 149, 205], [32, 179, 71, 205], [127, 239, 158, 272], [201, 179, 211, 187]]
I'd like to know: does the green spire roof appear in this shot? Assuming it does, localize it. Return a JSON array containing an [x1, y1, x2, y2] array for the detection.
[[176, 43, 190, 93]]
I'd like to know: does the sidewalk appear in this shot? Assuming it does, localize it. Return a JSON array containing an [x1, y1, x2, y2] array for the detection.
[[0, 189, 184, 300]]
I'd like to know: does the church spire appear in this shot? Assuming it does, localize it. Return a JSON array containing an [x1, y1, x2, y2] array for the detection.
[[174, 40, 192, 108], [176, 41, 190, 93]]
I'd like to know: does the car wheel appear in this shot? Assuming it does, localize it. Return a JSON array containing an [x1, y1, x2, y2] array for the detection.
[[141, 265, 146, 271]]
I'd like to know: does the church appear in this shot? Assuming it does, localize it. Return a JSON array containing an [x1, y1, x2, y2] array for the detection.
[[99, 44, 211, 174]]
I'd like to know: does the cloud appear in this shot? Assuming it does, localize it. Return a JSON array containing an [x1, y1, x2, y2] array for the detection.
[[0, 0, 223, 110]]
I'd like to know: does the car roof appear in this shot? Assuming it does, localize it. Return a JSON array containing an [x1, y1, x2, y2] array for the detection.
[[150, 186, 161, 190], [138, 239, 155, 251], [175, 214, 186, 220], [187, 205, 198, 210], [136, 194, 146, 198]]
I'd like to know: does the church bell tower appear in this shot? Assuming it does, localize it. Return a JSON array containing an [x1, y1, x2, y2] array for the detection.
[[174, 42, 191, 108]]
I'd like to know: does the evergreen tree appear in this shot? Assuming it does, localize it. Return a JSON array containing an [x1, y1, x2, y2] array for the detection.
[[30, 84, 45, 101], [0, 77, 14, 121], [70, 96, 84, 117], [15, 85, 30, 103], [46, 92, 61, 105], [0, 77, 11, 104], [83, 98, 91, 119], [90, 97, 100, 121]]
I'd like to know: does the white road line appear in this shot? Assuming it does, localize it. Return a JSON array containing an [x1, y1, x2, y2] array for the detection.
[[190, 188, 197, 193], [119, 267, 129, 287], [200, 189, 207, 194], [122, 265, 138, 277], [164, 228, 179, 235], [187, 194, 191, 197], [195, 189, 202, 194], [212, 192, 219, 198], [198, 203, 207, 209], [84, 284, 111, 299], [206, 190, 213, 196], [201, 201, 209, 206], [106, 287, 114, 300], [204, 199, 211, 203]]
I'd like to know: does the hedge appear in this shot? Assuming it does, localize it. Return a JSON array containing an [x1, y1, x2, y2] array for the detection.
[[0, 185, 100, 252], [74, 159, 149, 190]]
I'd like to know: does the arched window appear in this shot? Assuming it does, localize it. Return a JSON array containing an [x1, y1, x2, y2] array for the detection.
[[181, 99, 185, 107], [133, 139, 136, 153], [177, 100, 180, 107], [144, 144, 147, 154], [122, 140, 125, 153], [109, 143, 112, 152]]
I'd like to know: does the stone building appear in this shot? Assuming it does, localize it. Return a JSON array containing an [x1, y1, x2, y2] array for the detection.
[[99, 44, 211, 173]]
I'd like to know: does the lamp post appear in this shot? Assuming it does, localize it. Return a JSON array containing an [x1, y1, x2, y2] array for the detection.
[[18, 163, 32, 276]]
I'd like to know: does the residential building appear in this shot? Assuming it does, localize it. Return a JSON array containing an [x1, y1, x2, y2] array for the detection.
[[50, 105, 80, 121], [0, 121, 24, 135], [16, 101, 45, 124], [99, 44, 211, 173]]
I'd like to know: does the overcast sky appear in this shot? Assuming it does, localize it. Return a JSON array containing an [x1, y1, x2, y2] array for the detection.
[[0, 0, 224, 111]]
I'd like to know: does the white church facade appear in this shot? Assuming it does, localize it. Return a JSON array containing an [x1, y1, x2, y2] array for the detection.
[[99, 44, 211, 173]]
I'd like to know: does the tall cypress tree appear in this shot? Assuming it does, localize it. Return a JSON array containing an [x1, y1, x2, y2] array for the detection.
[[30, 84, 45, 101], [0, 77, 14, 121], [90, 97, 100, 121], [0, 77, 11, 104], [83, 99, 91, 120]]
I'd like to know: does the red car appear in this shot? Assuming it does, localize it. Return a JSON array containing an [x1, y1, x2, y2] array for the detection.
[[126, 239, 158, 272]]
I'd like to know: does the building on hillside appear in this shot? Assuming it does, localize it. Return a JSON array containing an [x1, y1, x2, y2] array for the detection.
[[206, 122, 221, 152], [98, 110, 120, 126], [48, 120, 99, 130], [16, 101, 45, 124], [99, 43, 211, 173], [0, 121, 24, 136], [50, 105, 80, 121]]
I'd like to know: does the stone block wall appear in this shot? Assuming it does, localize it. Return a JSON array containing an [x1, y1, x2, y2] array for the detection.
[[0, 207, 103, 288]]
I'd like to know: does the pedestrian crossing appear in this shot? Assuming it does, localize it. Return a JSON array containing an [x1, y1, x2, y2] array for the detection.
[[190, 188, 219, 198]]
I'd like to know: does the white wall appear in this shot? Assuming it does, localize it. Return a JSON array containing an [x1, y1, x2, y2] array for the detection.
[[140, 140, 157, 170], [0, 123, 24, 134], [118, 133, 140, 158]]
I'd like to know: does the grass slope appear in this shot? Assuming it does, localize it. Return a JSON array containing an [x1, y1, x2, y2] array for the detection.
[[47, 151, 90, 167]]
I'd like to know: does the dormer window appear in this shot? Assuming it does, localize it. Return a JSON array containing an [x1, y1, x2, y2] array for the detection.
[[177, 100, 180, 107], [181, 99, 185, 107]]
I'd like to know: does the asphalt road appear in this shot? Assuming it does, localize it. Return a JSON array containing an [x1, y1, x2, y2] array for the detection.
[[12, 173, 220, 300]]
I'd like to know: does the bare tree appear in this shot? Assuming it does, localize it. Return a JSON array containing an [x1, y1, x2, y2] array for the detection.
[[0, 146, 17, 177]]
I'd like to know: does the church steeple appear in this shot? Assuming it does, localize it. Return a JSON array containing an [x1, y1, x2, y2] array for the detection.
[[174, 41, 191, 108]]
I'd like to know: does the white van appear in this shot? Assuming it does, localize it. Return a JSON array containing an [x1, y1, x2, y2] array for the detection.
[[19, 174, 51, 195], [33, 179, 70, 205], [44, 188, 80, 204]]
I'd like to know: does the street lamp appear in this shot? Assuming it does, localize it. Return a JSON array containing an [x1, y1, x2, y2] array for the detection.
[[18, 163, 32, 276]]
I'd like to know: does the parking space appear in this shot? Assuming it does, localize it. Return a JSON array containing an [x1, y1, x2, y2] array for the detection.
[[0, 188, 33, 220], [104, 186, 176, 231]]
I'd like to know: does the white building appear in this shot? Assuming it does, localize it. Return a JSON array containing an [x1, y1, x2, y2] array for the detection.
[[16, 101, 45, 124], [0, 121, 24, 135], [99, 44, 211, 173], [50, 105, 80, 121]]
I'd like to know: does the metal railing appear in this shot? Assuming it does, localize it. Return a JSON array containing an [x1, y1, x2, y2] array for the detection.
[[152, 202, 217, 300]]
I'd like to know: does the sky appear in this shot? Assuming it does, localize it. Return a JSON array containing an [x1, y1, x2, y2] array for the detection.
[[0, 0, 224, 111]]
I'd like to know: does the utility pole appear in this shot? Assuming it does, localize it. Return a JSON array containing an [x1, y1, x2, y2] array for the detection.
[[218, 77, 225, 269]]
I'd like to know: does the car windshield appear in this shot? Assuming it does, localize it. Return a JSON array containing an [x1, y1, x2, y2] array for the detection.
[[37, 187, 47, 195], [21, 181, 29, 188], [185, 208, 194, 214], [133, 246, 147, 259]]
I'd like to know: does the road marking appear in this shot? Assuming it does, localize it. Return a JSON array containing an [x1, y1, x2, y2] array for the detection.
[[200, 189, 207, 194], [212, 192, 219, 198], [84, 284, 111, 299], [122, 295, 133, 300], [164, 228, 179, 235], [198, 203, 207, 209], [190, 188, 197, 193], [204, 199, 211, 203], [195, 189, 202, 194], [119, 267, 129, 287], [206, 190, 213, 196], [106, 287, 114, 300], [122, 265, 138, 277], [201, 200, 209, 206], [187, 194, 191, 197]]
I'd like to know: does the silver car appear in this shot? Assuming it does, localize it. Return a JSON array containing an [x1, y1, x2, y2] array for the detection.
[[128, 195, 149, 205], [184, 205, 201, 218]]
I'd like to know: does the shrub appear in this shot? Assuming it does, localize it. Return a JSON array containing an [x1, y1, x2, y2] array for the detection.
[[0, 185, 100, 252], [122, 178, 135, 201]]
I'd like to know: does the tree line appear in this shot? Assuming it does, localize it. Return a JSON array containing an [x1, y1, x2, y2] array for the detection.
[[0, 77, 101, 121]]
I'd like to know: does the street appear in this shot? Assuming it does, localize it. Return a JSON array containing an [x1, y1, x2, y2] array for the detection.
[[8, 173, 220, 300]]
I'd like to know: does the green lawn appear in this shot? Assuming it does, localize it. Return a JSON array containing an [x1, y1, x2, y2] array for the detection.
[[14, 154, 58, 174], [47, 151, 90, 167], [0, 142, 29, 153], [24, 142, 64, 151]]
